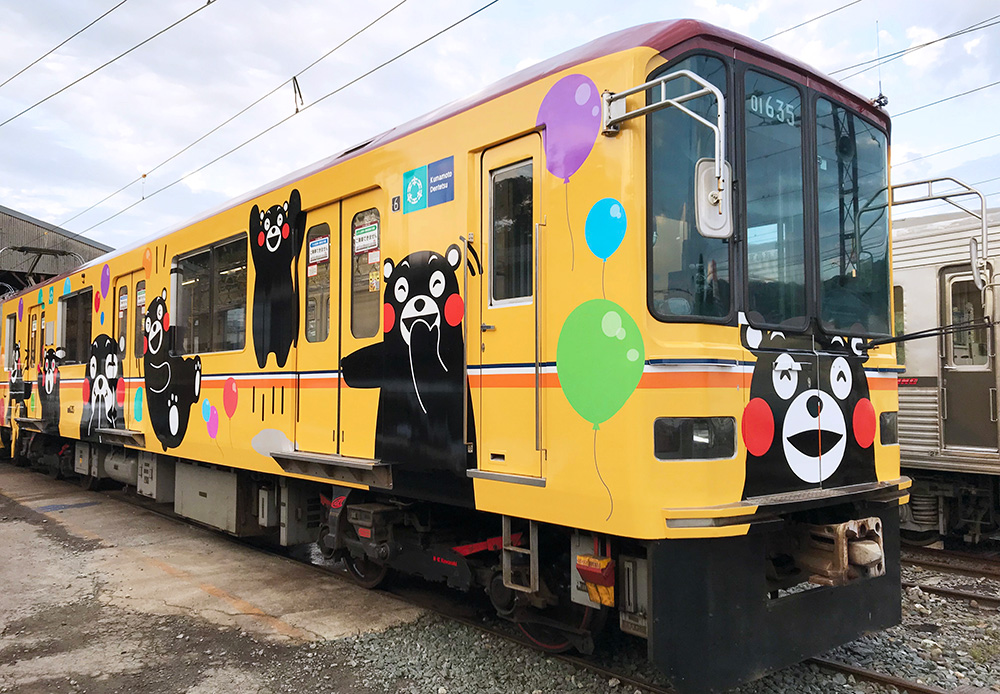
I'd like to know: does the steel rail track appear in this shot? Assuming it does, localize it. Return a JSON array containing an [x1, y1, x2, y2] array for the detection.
[[904, 547, 1000, 581], [5, 468, 986, 694]]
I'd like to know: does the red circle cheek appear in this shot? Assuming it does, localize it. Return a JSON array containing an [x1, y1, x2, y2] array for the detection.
[[282, 223, 290, 239], [163, 312, 169, 332], [116, 378, 126, 407], [257, 231, 265, 246], [444, 293, 464, 327], [853, 398, 876, 448], [143, 337, 148, 355], [383, 303, 395, 333], [742, 397, 774, 457], [82, 379, 91, 404]]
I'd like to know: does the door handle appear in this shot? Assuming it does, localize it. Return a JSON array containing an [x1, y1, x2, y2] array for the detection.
[[481, 324, 496, 332]]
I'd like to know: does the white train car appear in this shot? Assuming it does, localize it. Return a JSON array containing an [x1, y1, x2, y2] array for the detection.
[[893, 207, 1000, 542]]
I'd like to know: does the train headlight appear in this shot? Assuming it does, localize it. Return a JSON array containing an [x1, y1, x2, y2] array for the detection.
[[654, 417, 736, 460]]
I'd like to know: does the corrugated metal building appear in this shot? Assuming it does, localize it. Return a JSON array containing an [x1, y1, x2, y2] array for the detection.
[[0, 204, 112, 296]]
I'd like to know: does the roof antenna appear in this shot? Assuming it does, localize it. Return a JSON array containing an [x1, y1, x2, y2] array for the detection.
[[872, 21, 889, 109]]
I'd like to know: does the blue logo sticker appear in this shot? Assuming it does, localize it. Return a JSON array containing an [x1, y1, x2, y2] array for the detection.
[[427, 156, 454, 207], [403, 156, 455, 214], [403, 165, 428, 214]]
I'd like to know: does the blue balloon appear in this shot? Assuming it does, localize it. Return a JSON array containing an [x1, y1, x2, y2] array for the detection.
[[585, 198, 627, 261], [202, 399, 211, 422], [63, 278, 71, 294]]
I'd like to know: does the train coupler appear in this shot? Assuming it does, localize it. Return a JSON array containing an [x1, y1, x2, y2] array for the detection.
[[793, 516, 885, 586]]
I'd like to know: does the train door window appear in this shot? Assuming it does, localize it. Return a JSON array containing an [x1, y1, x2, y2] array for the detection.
[[135, 280, 146, 356], [117, 285, 129, 348], [305, 223, 331, 343], [175, 236, 247, 354], [490, 160, 532, 304], [4, 314, 14, 369], [948, 279, 988, 367], [59, 289, 93, 365], [647, 54, 730, 320], [893, 285, 905, 365], [351, 209, 380, 338], [744, 70, 806, 329]]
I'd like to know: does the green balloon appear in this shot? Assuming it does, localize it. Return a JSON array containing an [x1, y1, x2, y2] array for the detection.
[[557, 299, 644, 428]]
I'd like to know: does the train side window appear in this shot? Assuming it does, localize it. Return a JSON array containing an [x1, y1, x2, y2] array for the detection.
[[174, 235, 247, 354], [4, 314, 14, 370], [351, 209, 380, 338], [490, 159, 533, 304], [135, 280, 146, 357], [59, 289, 93, 365], [893, 285, 905, 365], [117, 285, 129, 349], [948, 279, 988, 367], [647, 54, 730, 320], [305, 223, 331, 343]]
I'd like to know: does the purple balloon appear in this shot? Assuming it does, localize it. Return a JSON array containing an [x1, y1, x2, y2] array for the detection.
[[208, 406, 219, 439], [100, 264, 111, 298], [536, 74, 602, 183]]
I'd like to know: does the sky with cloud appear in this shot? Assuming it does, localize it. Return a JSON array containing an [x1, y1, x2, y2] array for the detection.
[[1, 0, 998, 250]]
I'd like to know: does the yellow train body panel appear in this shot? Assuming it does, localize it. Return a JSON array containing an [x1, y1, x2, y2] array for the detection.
[[0, 23, 904, 543]]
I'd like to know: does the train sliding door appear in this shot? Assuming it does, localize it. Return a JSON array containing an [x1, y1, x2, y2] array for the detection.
[[295, 203, 340, 453], [477, 135, 543, 478], [941, 270, 997, 450]]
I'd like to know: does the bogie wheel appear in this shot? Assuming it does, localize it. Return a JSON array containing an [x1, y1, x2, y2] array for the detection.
[[344, 552, 389, 589], [316, 524, 336, 561], [517, 604, 607, 654]]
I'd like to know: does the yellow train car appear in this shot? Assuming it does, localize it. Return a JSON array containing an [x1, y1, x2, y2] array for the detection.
[[1, 19, 909, 692]]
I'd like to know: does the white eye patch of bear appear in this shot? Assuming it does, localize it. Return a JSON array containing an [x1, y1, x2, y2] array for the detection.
[[829, 356, 853, 400], [771, 353, 800, 400], [89, 356, 98, 379], [429, 270, 445, 298], [394, 277, 409, 304]]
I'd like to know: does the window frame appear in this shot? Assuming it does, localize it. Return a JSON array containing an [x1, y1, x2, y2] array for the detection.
[[349, 209, 381, 339], [488, 158, 534, 308], [305, 222, 333, 344], [4, 314, 14, 371], [645, 49, 736, 325], [171, 233, 248, 356], [58, 287, 94, 366]]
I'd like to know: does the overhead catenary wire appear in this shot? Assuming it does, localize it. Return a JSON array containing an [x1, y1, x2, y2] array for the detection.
[[0, 0, 220, 130], [74, 0, 502, 236], [59, 0, 409, 227], [0, 0, 131, 91], [834, 14, 1000, 79], [760, 0, 863, 42]]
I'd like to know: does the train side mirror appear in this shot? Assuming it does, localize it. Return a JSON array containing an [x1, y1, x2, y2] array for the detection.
[[694, 158, 733, 239], [970, 237, 985, 291]]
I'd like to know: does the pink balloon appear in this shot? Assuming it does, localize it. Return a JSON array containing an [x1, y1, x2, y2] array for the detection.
[[223, 377, 238, 418], [536, 74, 602, 183], [207, 406, 219, 439]]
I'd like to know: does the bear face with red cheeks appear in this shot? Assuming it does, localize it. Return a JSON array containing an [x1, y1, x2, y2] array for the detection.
[[341, 243, 475, 479], [740, 321, 878, 500], [248, 189, 305, 369]]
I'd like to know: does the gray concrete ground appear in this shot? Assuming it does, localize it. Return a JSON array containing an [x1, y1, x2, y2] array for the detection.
[[0, 464, 424, 693]]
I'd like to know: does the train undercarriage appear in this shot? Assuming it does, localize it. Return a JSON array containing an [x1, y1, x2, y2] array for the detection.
[[901, 469, 1000, 544], [5, 429, 902, 692]]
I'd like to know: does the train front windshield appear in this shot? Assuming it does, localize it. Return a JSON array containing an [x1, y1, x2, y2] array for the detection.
[[648, 54, 890, 336]]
